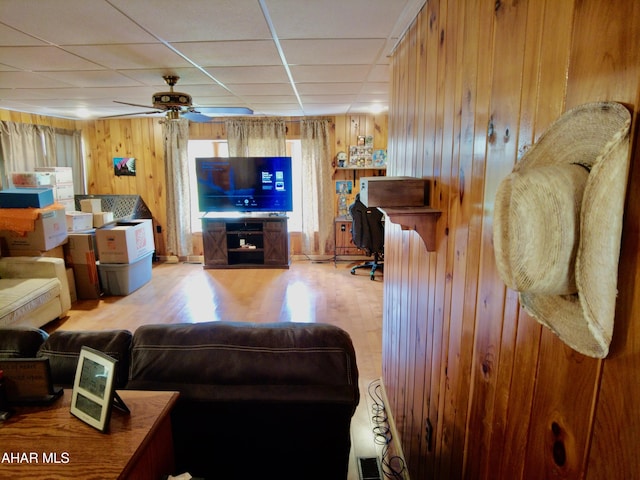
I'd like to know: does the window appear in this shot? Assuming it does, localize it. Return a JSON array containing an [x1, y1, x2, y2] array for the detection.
[[187, 140, 302, 232]]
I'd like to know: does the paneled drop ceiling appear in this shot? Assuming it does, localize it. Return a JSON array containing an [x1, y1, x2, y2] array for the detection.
[[0, 0, 426, 120]]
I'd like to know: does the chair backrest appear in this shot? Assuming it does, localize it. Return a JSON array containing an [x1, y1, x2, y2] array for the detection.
[[0, 327, 48, 358], [37, 330, 132, 388]]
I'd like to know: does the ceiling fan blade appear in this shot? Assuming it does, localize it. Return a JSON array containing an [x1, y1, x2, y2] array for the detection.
[[196, 106, 254, 116], [101, 110, 163, 119], [101, 110, 164, 119], [113, 100, 159, 110], [182, 111, 214, 122]]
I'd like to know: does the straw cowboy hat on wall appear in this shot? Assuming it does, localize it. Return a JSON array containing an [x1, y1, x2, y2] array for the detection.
[[493, 102, 632, 358]]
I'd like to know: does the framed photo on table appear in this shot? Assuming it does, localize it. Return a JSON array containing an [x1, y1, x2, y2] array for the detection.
[[70, 346, 117, 433]]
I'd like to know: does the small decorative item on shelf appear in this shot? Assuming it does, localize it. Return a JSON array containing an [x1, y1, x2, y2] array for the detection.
[[336, 151, 347, 167]]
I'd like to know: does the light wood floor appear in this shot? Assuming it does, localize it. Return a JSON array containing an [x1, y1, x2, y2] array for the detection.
[[48, 258, 385, 480]]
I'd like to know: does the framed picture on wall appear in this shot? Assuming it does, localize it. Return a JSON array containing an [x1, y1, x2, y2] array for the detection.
[[113, 157, 136, 176], [335, 180, 353, 194]]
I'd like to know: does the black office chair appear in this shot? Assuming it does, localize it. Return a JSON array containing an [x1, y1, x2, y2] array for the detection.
[[349, 194, 384, 280]]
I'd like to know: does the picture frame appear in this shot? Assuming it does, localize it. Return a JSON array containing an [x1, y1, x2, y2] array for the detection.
[[113, 157, 136, 176], [335, 180, 353, 194], [70, 346, 117, 433]]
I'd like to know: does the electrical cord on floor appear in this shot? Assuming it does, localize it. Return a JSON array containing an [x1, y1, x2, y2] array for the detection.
[[368, 379, 407, 479]]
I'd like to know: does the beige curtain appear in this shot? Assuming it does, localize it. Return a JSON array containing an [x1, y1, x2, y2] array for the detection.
[[301, 118, 334, 256], [225, 118, 287, 156], [54, 128, 85, 194], [163, 118, 192, 257], [0, 121, 55, 188]]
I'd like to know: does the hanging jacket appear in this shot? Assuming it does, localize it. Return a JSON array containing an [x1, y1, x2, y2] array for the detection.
[[349, 193, 384, 256]]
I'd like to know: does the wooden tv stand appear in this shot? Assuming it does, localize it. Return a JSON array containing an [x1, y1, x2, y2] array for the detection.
[[202, 215, 290, 269]]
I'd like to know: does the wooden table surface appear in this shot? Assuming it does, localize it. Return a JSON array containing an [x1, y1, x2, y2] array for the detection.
[[0, 389, 178, 480]]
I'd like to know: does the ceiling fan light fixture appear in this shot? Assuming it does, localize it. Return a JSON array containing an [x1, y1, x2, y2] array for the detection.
[[166, 110, 180, 120], [107, 75, 249, 122]]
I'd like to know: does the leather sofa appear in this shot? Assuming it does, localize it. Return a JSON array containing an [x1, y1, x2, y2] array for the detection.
[[0, 256, 71, 329], [0, 321, 360, 480]]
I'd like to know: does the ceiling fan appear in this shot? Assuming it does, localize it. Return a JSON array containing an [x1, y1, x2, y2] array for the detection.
[[107, 75, 253, 122]]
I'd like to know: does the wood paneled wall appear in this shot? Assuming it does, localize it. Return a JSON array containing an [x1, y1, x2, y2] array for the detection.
[[332, 115, 388, 212], [80, 115, 386, 255], [0, 111, 386, 259], [81, 118, 167, 253], [0, 109, 79, 130], [383, 1, 640, 479]]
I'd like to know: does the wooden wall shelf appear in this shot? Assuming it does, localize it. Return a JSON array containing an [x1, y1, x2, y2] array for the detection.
[[380, 207, 441, 251]]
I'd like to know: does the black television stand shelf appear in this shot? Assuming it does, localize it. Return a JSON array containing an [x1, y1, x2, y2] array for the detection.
[[201, 216, 290, 269]]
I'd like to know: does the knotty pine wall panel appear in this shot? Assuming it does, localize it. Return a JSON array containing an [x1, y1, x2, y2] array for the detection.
[[81, 118, 167, 254], [81, 115, 384, 255], [384, 0, 640, 479], [561, 2, 639, 480], [0, 109, 78, 130]]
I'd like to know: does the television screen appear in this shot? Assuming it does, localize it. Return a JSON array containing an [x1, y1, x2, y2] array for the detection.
[[196, 156, 293, 213]]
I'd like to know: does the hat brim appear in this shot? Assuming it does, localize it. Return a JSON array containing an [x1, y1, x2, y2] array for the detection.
[[496, 102, 631, 358]]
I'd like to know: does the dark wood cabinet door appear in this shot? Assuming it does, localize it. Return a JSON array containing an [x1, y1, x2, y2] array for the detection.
[[202, 220, 227, 266], [263, 219, 288, 266]]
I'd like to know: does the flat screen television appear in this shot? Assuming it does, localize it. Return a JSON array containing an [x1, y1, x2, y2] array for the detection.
[[195, 156, 293, 213]]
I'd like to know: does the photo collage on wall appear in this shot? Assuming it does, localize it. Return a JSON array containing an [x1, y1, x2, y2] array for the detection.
[[348, 136, 387, 168]]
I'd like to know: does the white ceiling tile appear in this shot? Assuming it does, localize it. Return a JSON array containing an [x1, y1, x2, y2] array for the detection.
[[173, 85, 236, 98], [0, 0, 158, 44], [251, 105, 305, 116], [290, 65, 371, 83], [204, 66, 291, 84], [194, 97, 252, 107], [0, 1, 422, 118], [20, 86, 157, 100], [118, 68, 215, 87], [301, 94, 358, 104], [63, 44, 193, 70], [297, 83, 363, 95], [172, 41, 282, 67], [367, 64, 391, 82], [242, 95, 300, 104], [356, 93, 389, 104], [226, 83, 296, 96], [264, 0, 411, 39], [38, 71, 144, 88], [281, 39, 386, 65], [0, 24, 48, 46], [0, 46, 104, 71], [109, 0, 272, 42], [301, 104, 353, 115], [11, 97, 114, 108], [359, 82, 390, 94], [0, 71, 74, 89], [0, 88, 52, 100]]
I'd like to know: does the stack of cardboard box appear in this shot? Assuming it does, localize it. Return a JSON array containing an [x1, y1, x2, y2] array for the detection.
[[80, 198, 114, 228], [64, 232, 101, 300], [95, 219, 155, 295], [0, 187, 68, 254], [34, 167, 75, 211]]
